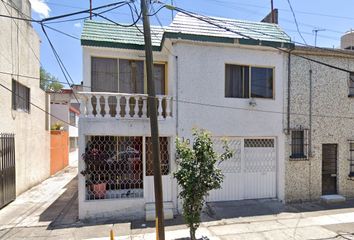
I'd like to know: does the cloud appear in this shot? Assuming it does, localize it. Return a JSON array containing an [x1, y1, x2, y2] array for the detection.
[[29, 0, 51, 18], [74, 22, 82, 28]]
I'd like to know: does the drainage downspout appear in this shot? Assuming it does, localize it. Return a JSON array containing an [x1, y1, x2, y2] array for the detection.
[[308, 68, 313, 200], [287, 51, 292, 134], [174, 54, 179, 214]]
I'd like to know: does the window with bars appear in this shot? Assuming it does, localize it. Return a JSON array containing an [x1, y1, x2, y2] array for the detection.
[[290, 130, 308, 160], [225, 64, 274, 99], [349, 142, 354, 177], [349, 72, 354, 97], [146, 137, 170, 176], [12, 80, 30, 112]]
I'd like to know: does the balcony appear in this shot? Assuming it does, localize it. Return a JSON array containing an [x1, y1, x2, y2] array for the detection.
[[78, 92, 173, 120]]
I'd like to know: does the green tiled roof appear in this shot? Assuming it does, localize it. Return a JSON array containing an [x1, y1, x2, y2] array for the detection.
[[81, 20, 164, 50], [81, 13, 293, 50]]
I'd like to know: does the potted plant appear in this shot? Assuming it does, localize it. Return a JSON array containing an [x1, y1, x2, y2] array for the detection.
[[81, 147, 109, 199]]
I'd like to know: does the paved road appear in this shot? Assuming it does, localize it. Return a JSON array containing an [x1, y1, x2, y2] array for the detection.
[[1, 152, 354, 239]]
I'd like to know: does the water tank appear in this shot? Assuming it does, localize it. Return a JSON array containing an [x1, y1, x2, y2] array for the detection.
[[341, 30, 354, 50]]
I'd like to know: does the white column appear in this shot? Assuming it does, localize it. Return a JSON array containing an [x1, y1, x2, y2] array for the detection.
[[87, 94, 94, 118], [141, 97, 147, 118], [134, 96, 140, 118], [157, 96, 163, 120], [124, 96, 130, 118], [165, 97, 172, 118], [95, 94, 101, 118], [104, 95, 110, 118], [116, 95, 121, 119]]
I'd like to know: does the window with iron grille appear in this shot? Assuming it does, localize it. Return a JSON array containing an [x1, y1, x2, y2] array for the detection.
[[349, 142, 354, 177], [146, 137, 170, 176], [290, 130, 308, 160], [349, 72, 354, 97], [244, 139, 274, 148], [12, 80, 30, 112]]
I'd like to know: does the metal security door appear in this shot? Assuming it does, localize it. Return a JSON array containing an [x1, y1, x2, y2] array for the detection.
[[0, 134, 16, 209], [322, 144, 337, 195]]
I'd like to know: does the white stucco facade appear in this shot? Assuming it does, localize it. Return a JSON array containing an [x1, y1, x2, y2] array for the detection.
[[78, 37, 289, 219], [0, 0, 50, 196]]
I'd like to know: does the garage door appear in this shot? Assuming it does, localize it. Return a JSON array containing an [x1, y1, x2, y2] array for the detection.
[[207, 137, 276, 202]]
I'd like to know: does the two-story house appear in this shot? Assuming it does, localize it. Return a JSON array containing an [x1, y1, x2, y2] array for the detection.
[[78, 12, 293, 220]]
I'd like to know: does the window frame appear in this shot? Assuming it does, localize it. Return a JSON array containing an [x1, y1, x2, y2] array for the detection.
[[90, 56, 168, 95], [289, 129, 309, 160], [348, 72, 354, 97], [12, 79, 30, 113], [348, 141, 354, 177], [225, 63, 275, 100]]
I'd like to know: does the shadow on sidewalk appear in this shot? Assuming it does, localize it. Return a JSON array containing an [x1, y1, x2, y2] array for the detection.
[[38, 175, 354, 232]]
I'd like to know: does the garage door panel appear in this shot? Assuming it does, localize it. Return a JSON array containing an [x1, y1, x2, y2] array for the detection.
[[207, 137, 276, 202]]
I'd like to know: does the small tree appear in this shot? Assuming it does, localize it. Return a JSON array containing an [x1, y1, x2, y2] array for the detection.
[[40, 67, 63, 92], [174, 129, 232, 240]]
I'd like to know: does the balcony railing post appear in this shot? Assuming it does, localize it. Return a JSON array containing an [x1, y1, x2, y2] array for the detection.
[[166, 97, 171, 118], [80, 96, 87, 117], [95, 94, 101, 117], [157, 96, 163, 120], [116, 95, 121, 119], [124, 96, 130, 118], [104, 95, 110, 118], [142, 96, 147, 118], [87, 94, 94, 118], [134, 96, 140, 118]]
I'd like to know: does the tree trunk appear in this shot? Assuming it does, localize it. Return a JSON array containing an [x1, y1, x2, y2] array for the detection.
[[190, 227, 196, 240]]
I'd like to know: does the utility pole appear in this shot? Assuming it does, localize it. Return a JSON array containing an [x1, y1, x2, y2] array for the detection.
[[271, 0, 274, 23], [141, 0, 165, 240], [313, 28, 326, 47], [89, 0, 92, 19]]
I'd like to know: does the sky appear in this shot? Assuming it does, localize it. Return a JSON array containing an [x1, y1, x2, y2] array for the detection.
[[29, 0, 354, 86]]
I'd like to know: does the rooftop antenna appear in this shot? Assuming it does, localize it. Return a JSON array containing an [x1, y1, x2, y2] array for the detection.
[[313, 28, 326, 47], [171, 0, 174, 21]]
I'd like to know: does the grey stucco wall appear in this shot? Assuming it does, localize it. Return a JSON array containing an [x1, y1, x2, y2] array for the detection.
[[285, 51, 354, 202], [0, 0, 50, 195]]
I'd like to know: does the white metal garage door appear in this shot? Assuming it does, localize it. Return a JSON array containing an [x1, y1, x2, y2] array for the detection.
[[207, 137, 276, 202]]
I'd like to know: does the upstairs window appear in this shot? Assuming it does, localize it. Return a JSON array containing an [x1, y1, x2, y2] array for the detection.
[[349, 72, 354, 97], [290, 130, 308, 160], [69, 111, 76, 126], [119, 59, 144, 94], [153, 64, 166, 95], [225, 64, 274, 99], [12, 80, 30, 112]]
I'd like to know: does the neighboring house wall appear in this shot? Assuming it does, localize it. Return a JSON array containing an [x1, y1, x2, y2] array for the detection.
[[174, 41, 288, 201], [50, 103, 70, 130], [285, 49, 354, 202], [0, 0, 50, 195]]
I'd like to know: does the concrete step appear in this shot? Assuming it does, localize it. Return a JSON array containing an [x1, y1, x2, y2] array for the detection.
[[145, 202, 174, 221], [320, 194, 346, 204]]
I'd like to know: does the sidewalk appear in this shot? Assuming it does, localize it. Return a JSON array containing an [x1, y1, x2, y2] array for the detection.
[[1, 149, 354, 239]]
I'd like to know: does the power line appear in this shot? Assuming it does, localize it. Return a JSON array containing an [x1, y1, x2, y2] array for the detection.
[[285, 0, 307, 45], [163, 4, 354, 73], [0, 83, 77, 128]]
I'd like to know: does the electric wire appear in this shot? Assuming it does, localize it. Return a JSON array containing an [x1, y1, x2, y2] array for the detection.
[[0, 83, 77, 128]]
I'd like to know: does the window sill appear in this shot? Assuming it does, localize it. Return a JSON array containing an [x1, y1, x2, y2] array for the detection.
[[348, 172, 354, 177], [348, 94, 354, 98], [289, 155, 308, 161]]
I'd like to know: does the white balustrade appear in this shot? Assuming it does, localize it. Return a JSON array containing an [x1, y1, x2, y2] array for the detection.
[[77, 92, 172, 120]]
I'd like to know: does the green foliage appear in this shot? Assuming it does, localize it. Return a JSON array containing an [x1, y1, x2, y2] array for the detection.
[[174, 129, 233, 240], [40, 67, 63, 92], [51, 122, 64, 130]]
